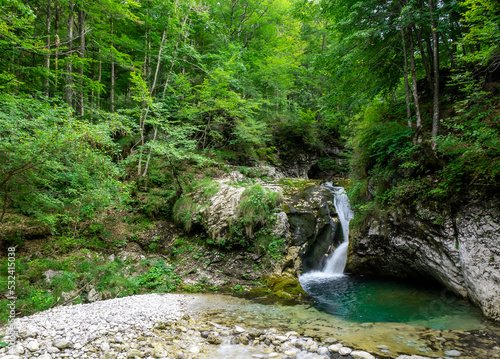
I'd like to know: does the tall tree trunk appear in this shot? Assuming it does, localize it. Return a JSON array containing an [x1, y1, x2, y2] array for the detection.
[[163, 11, 190, 99], [54, 0, 60, 91], [66, 2, 74, 108], [429, 0, 440, 150], [401, 27, 412, 128], [110, 18, 115, 113], [409, 28, 422, 139], [97, 46, 102, 109], [142, 29, 168, 178], [413, 25, 432, 89], [45, 0, 51, 97], [78, 7, 85, 117]]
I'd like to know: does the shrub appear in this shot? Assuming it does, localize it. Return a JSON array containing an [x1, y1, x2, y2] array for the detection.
[[172, 196, 198, 232], [237, 185, 283, 237]]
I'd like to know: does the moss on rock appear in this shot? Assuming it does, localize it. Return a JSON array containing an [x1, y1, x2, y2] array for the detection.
[[264, 272, 306, 297]]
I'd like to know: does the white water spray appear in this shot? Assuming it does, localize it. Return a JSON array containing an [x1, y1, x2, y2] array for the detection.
[[322, 184, 354, 275], [300, 184, 353, 281]]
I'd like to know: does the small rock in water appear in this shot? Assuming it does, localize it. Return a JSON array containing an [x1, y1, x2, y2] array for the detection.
[[328, 343, 343, 352], [201, 331, 210, 338], [444, 349, 461, 357], [351, 350, 376, 359], [176, 352, 187, 359], [3, 356, 21, 359], [240, 335, 250, 345], [284, 350, 297, 357], [189, 346, 200, 354], [294, 339, 305, 350], [38, 354, 52, 359], [339, 346, 353, 355], [234, 325, 246, 334], [207, 334, 222, 344], [376, 345, 389, 350], [317, 346, 329, 355], [323, 337, 338, 344]]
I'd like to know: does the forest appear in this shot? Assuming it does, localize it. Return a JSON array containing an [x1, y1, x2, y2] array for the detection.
[[0, 0, 499, 320]]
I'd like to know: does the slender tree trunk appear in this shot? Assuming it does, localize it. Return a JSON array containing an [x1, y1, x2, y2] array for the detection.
[[401, 27, 412, 128], [90, 47, 96, 118], [78, 7, 85, 117], [142, 29, 167, 178], [163, 11, 190, 99], [409, 28, 422, 138], [110, 18, 115, 113], [429, 0, 440, 150], [162, 8, 191, 99], [45, 0, 52, 97], [97, 46, 102, 109], [54, 0, 60, 91], [66, 2, 75, 108], [413, 25, 433, 89], [442, 33, 456, 69]]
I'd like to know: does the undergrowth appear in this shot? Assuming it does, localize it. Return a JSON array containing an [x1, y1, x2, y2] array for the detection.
[[0, 253, 183, 323], [347, 88, 500, 235]]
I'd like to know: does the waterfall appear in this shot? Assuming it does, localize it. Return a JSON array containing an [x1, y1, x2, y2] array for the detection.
[[322, 184, 354, 275], [300, 184, 353, 281]]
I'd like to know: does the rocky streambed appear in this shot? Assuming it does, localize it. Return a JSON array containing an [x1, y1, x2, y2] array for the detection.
[[2, 293, 500, 359]]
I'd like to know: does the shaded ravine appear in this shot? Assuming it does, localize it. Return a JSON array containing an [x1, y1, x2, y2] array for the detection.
[[297, 184, 491, 333]]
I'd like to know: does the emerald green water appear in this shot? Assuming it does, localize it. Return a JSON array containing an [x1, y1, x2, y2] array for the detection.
[[299, 273, 484, 330]]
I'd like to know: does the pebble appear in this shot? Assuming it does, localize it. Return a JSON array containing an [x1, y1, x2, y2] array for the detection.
[[234, 325, 246, 334], [8, 344, 24, 355], [328, 343, 343, 352], [53, 338, 73, 349], [444, 349, 462, 357], [26, 340, 40, 352], [317, 346, 329, 355], [351, 350, 376, 359], [339, 346, 353, 355]]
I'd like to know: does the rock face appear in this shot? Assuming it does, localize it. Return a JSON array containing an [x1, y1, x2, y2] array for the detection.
[[347, 197, 500, 320], [284, 185, 341, 273]]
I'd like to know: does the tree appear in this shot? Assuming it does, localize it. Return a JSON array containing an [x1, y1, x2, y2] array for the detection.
[[0, 94, 122, 228]]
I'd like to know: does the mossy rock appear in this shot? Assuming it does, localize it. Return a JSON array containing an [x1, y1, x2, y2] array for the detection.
[[277, 178, 321, 198], [265, 272, 306, 297]]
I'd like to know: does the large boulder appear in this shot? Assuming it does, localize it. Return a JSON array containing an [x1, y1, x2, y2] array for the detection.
[[284, 186, 341, 273], [347, 197, 500, 320]]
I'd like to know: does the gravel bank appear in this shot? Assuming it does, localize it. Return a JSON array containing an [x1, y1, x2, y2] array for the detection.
[[1, 294, 440, 359]]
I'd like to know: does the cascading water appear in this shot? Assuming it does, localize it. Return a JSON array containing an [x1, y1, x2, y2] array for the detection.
[[300, 184, 353, 280], [298, 184, 485, 329], [322, 184, 353, 274]]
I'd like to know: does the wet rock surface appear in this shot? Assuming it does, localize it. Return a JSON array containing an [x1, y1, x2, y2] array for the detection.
[[347, 196, 500, 321], [284, 185, 341, 273]]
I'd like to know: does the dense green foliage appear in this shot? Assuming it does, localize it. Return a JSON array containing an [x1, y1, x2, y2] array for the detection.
[[0, 94, 122, 229], [0, 0, 499, 320]]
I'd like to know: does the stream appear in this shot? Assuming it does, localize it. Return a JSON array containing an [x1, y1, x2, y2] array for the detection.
[[187, 293, 500, 359]]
